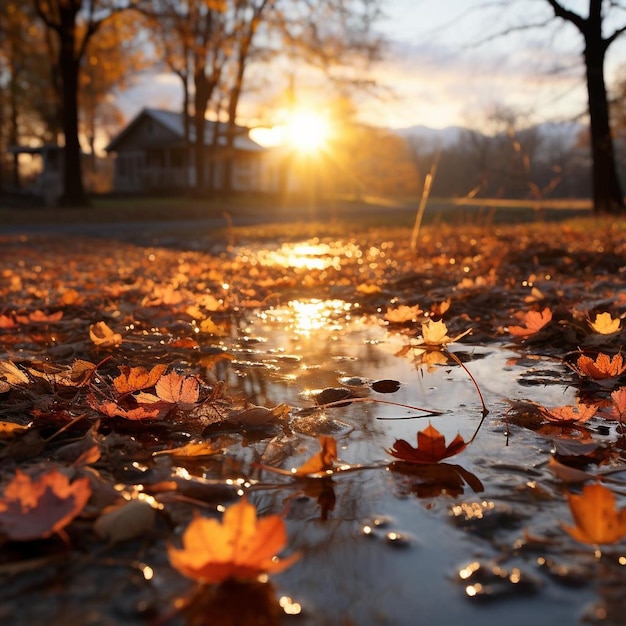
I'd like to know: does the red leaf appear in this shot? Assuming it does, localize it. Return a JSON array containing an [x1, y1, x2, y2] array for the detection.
[[387, 424, 467, 464]]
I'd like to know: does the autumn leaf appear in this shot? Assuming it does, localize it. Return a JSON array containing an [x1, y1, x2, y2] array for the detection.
[[418, 319, 471, 346], [155, 371, 200, 407], [293, 436, 338, 476], [0, 469, 91, 541], [154, 441, 222, 460], [588, 312, 621, 335], [538, 402, 598, 424], [26, 310, 64, 324], [599, 387, 626, 422], [87, 393, 167, 421], [113, 364, 167, 394], [0, 314, 17, 329], [561, 483, 626, 545], [168, 497, 298, 584], [387, 423, 467, 464], [89, 321, 123, 348], [28, 359, 98, 388], [574, 353, 626, 380], [0, 360, 29, 393], [508, 307, 552, 338], [384, 304, 423, 324]]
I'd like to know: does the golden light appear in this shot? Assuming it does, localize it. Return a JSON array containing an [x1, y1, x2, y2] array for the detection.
[[285, 110, 330, 152]]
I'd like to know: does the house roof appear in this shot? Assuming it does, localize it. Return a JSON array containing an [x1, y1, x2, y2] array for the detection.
[[105, 107, 264, 153]]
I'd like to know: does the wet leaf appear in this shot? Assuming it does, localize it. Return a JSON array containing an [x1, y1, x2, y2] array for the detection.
[[227, 403, 290, 425], [293, 436, 338, 476], [588, 312, 621, 335], [94, 499, 156, 544], [154, 441, 222, 459], [562, 483, 626, 545], [508, 307, 552, 338], [384, 304, 423, 324], [387, 423, 467, 464], [371, 379, 401, 394], [113, 364, 168, 394], [538, 402, 598, 424], [311, 387, 352, 406], [0, 469, 91, 541], [418, 319, 471, 346], [89, 321, 123, 348], [168, 496, 298, 584], [0, 360, 29, 392], [155, 371, 200, 406], [574, 353, 626, 380]]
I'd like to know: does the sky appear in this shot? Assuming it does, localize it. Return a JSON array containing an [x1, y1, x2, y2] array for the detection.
[[115, 1, 626, 133]]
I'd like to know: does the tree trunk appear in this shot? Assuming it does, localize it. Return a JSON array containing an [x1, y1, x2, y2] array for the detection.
[[59, 19, 87, 207], [193, 69, 211, 193], [584, 36, 624, 213]]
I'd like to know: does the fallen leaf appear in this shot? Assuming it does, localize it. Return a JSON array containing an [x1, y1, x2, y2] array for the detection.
[[94, 499, 156, 544], [575, 353, 626, 380], [154, 441, 222, 459], [168, 496, 298, 584], [538, 402, 598, 424], [599, 387, 626, 421], [418, 319, 471, 346], [113, 364, 168, 394], [387, 423, 467, 464], [89, 321, 123, 348], [0, 470, 91, 541], [0, 421, 30, 440], [294, 436, 338, 476], [588, 312, 621, 335], [0, 360, 29, 393], [227, 404, 290, 426], [384, 304, 423, 324], [155, 371, 200, 406], [562, 483, 626, 545], [508, 307, 552, 338]]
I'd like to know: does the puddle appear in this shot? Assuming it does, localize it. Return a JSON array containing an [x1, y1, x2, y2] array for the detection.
[[190, 296, 612, 626]]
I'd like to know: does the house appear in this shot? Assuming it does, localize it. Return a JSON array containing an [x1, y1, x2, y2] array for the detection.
[[105, 107, 272, 194]]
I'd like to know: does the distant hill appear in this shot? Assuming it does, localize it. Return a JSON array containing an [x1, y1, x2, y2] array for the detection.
[[396, 120, 585, 151]]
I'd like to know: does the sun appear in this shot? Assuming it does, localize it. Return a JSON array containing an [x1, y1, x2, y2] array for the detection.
[[284, 110, 330, 152]]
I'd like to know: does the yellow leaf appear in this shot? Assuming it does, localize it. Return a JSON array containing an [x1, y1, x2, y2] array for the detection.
[[588, 312, 621, 335]]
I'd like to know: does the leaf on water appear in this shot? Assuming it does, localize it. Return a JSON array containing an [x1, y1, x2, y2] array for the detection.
[[113, 364, 168, 394], [371, 379, 401, 394], [417, 319, 471, 346], [89, 321, 123, 348], [293, 436, 338, 476], [538, 402, 598, 424], [227, 404, 290, 426], [561, 483, 626, 545], [26, 310, 63, 324], [310, 387, 352, 406], [548, 456, 597, 484], [598, 387, 626, 421], [168, 496, 298, 584], [94, 499, 156, 544], [155, 371, 200, 406], [387, 423, 467, 464], [588, 312, 621, 335], [384, 304, 423, 324], [574, 352, 626, 381], [154, 441, 222, 460], [0, 469, 91, 541], [508, 307, 552, 338]]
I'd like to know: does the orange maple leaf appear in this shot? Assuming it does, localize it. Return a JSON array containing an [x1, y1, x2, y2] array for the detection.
[[562, 483, 626, 545], [0, 470, 91, 541], [168, 497, 298, 584], [113, 364, 167, 394], [155, 371, 200, 406], [538, 402, 598, 424], [293, 436, 338, 476], [508, 307, 552, 338], [418, 319, 471, 346], [588, 312, 621, 335], [599, 387, 626, 422], [87, 393, 167, 421], [387, 423, 467, 464], [575, 353, 626, 380]]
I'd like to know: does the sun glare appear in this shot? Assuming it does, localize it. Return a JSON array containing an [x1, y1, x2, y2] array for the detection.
[[285, 110, 330, 152]]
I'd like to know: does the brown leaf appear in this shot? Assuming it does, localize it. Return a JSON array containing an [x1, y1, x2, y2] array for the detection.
[[113, 364, 167, 394], [155, 371, 200, 406], [387, 423, 467, 464], [89, 321, 122, 348], [0, 470, 91, 541]]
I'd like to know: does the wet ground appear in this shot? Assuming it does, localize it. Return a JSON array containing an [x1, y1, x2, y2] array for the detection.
[[0, 216, 624, 625]]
